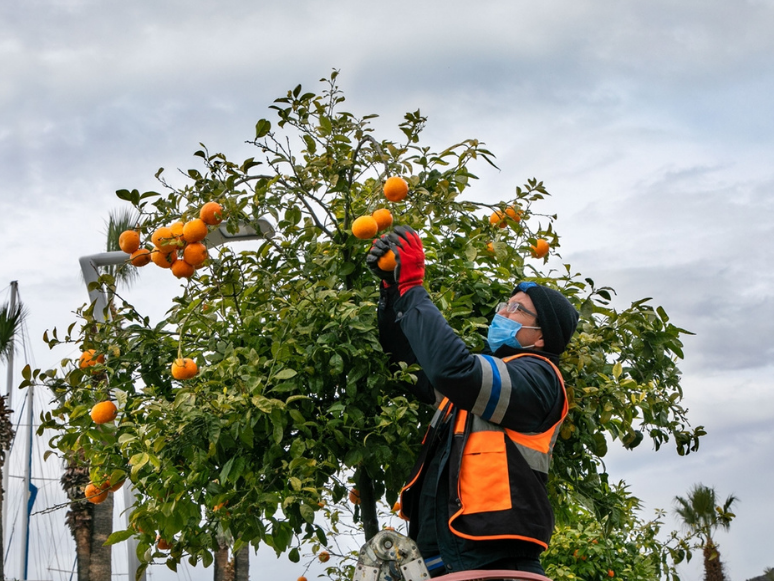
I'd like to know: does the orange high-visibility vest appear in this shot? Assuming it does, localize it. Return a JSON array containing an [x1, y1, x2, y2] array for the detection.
[[400, 353, 568, 549]]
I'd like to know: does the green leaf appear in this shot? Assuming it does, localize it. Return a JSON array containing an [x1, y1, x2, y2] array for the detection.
[[255, 119, 272, 138], [274, 368, 297, 380], [106, 529, 135, 545]]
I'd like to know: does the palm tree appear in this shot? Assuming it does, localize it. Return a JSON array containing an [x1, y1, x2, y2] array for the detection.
[[0, 296, 24, 581], [62, 208, 140, 581], [674, 484, 738, 581]]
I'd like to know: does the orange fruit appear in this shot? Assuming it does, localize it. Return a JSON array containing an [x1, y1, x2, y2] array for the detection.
[[118, 230, 141, 254], [298, 577, 308, 581], [530, 239, 550, 259], [318, 551, 330, 563], [383, 177, 408, 202], [91, 401, 118, 424], [151, 248, 177, 268], [182, 218, 208, 243], [157, 537, 172, 551], [130, 248, 152, 267], [171, 260, 195, 279], [384, 526, 395, 531], [79, 349, 105, 369], [486, 242, 495, 254], [84, 483, 109, 504], [505, 206, 522, 222], [377, 250, 397, 271], [352, 216, 378, 240], [608, 571, 615, 578], [213, 501, 227, 512], [489, 210, 507, 228], [107, 478, 125, 493], [151, 227, 177, 252], [183, 242, 208, 267], [171, 357, 198, 380], [200, 201, 224, 225], [371, 208, 393, 231], [170, 221, 185, 241], [348, 489, 361, 505]]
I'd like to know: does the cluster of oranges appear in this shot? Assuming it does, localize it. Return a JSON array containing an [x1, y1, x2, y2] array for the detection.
[[350, 177, 408, 271], [84, 476, 124, 505], [488, 207, 550, 259], [118, 201, 224, 279]]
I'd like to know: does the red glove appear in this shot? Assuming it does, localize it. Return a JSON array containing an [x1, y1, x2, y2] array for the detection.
[[387, 226, 425, 296]]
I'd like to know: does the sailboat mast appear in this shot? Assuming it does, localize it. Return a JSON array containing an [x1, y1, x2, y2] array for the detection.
[[19, 378, 33, 581], [2, 280, 18, 560]]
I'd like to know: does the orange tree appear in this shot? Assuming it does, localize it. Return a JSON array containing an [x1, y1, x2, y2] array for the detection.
[[32, 72, 702, 579]]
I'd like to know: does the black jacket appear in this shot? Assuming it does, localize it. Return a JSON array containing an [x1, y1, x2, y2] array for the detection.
[[378, 284, 566, 573]]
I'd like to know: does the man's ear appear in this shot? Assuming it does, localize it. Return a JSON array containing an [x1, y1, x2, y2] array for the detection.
[[534, 333, 545, 349]]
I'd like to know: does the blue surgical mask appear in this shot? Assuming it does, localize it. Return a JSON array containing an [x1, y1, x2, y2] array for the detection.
[[487, 314, 540, 352]]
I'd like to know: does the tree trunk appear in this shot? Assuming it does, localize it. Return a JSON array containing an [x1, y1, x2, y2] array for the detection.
[[232, 545, 249, 581], [703, 539, 727, 581], [357, 471, 379, 541], [0, 394, 14, 581], [0, 482, 5, 581], [62, 458, 93, 581], [88, 493, 113, 581], [214, 540, 231, 581], [75, 515, 93, 581]]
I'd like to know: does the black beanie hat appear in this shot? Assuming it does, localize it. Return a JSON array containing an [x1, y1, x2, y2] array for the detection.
[[511, 281, 579, 355]]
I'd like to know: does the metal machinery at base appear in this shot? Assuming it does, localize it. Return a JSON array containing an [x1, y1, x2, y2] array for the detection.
[[353, 530, 552, 581]]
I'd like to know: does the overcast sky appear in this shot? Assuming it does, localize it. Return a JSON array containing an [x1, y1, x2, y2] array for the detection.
[[2, 0, 773, 579]]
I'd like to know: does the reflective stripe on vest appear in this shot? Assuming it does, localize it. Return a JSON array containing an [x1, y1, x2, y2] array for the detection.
[[461, 353, 567, 474], [500, 353, 568, 473]]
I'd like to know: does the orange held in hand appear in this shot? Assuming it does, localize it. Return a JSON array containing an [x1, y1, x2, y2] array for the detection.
[[383, 177, 408, 202], [171, 357, 198, 380], [372, 208, 393, 231], [377, 250, 397, 271], [130, 248, 152, 267], [200, 201, 224, 225], [352, 216, 379, 240], [530, 239, 550, 259], [118, 230, 141, 254], [91, 401, 118, 424]]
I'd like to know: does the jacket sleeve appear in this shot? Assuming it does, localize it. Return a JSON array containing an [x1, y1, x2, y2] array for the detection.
[[377, 284, 437, 406], [393, 286, 562, 432]]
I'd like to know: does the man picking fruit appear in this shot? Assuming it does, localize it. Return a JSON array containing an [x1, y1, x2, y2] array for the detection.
[[367, 226, 579, 578]]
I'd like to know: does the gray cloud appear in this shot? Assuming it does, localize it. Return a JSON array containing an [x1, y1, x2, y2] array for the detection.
[[2, 1, 774, 579]]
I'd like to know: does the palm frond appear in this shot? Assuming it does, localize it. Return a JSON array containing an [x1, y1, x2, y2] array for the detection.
[[0, 301, 26, 363], [103, 207, 143, 289]]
